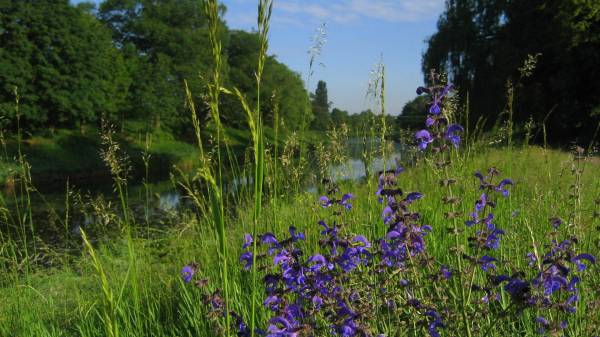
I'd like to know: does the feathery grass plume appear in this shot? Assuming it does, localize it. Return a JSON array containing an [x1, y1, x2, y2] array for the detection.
[[5, 86, 37, 276], [329, 124, 350, 180], [99, 118, 131, 230], [232, 1, 273, 334], [279, 132, 303, 190], [501, 54, 540, 183], [314, 141, 331, 183], [367, 59, 388, 174], [299, 22, 327, 179], [523, 115, 535, 147], [174, 1, 235, 335]]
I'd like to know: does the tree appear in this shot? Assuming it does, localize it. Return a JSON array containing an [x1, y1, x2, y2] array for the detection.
[[99, 0, 220, 133], [0, 0, 129, 130], [99, 3, 309, 134], [347, 109, 376, 134], [423, 0, 600, 144], [396, 96, 429, 130], [224, 30, 309, 131], [331, 108, 349, 127], [310, 80, 331, 130]]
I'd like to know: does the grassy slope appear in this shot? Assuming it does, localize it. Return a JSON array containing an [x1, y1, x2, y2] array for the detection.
[[0, 146, 598, 336]]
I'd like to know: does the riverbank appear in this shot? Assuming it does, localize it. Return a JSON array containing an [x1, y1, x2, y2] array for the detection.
[[0, 122, 328, 190]]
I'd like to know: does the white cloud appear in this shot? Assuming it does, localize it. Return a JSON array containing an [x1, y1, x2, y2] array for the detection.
[[274, 0, 443, 24]]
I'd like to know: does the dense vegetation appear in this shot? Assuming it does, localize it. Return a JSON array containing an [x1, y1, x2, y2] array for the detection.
[[0, 1, 599, 337], [421, 0, 600, 144], [0, 0, 309, 134]]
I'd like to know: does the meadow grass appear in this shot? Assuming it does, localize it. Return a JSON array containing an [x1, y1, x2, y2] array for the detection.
[[0, 0, 599, 336], [0, 145, 598, 337]]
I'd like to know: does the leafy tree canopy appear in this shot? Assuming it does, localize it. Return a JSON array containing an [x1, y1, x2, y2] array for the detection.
[[0, 0, 129, 130], [423, 0, 600, 144]]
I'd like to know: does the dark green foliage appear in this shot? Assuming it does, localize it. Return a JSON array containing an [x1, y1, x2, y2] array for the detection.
[[396, 95, 428, 130], [99, 1, 308, 134], [331, 108, 349, 126], [99, 0, 217, 133], [224, 30, 308, 131], [0, 0, 308, 138], [347, 109, 376, 134], [423, 0, 600, 144], [0, 0, 129, 130], [310, 80, 331, 130]]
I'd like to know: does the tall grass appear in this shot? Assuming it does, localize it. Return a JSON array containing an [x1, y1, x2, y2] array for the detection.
[[0, 1, 598, 337]]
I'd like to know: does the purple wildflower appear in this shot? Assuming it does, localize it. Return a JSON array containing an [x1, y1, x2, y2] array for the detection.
[[240, 251, 253, 271], [444, 124, 464, 148], [243, 233, 253, 249], [180, 265, 195, 283], [572, 253, 596, 271], [415, 130, 434, 150], [440, 265, 452, 279], [479, 255, 497, 272]]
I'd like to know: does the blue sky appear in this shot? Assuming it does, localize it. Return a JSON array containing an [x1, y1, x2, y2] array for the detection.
[[73, 0, 444, 115]]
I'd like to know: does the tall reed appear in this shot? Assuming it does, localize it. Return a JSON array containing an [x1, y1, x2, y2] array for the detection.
[[198, 0, 231, 334], [230, 1, 273, 334], [80, 228, 119, 337]]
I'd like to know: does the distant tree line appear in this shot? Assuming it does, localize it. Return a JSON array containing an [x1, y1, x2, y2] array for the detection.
[[308, 80, 392, 135], [420, 0, 600, 144], [0, 0, 309, 136]]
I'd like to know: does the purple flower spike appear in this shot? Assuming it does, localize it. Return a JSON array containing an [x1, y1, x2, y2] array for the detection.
[[341, 193, 354, 210], [426, 117, 435, 127], [405, 192, 423, 202], [415, 130, 433, 150], [267, 316, 294, 335], [495, 178, 514, 197], [352, 235, 371, 248], [527, 252, 537, 267], [550, 217, 563, 230], [289, 226, 305, 242], [440, 265, 452, 279], [307, 254, 328, 272], [479, 255, 497, 272], [260, 233, 279, 246], [440, 83, 453, 98], [536, 316, 549, 326]]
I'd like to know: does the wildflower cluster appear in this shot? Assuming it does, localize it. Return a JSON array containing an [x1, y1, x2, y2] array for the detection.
[[458, 168, 514, 313], [227, 176, 446, 337], [494, 227, 595, 336], [240, 184, 378, 336], [178, 72, 596, 337], [375, 168, 445, 337], [414, 71, 464, 152], [464, 168, 513, 264], [459, 169, 596, 336], [377, 168, 430, 267]]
